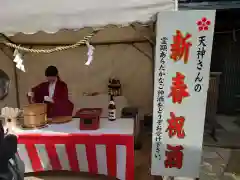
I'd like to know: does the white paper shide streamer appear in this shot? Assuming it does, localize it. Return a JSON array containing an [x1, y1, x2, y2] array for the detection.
[[85, 42, 95, 66], [13, 49, 25, 72]]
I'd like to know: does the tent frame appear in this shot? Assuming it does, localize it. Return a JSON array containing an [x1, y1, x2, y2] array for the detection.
[[0, 24, 155, 109]]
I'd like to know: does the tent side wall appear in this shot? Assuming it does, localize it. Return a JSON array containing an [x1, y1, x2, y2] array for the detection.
[[0, 50, 17, 108]]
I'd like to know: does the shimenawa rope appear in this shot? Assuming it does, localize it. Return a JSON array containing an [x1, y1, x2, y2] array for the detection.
[[2, 30, 98, 54]]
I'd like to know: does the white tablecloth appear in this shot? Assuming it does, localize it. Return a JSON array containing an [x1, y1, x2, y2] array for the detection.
[[16, 118, 135, 180]]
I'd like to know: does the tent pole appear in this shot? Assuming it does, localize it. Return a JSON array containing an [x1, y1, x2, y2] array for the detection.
[[174, 0, 178, 11], [130, 24, 154, 45], [12, 56, 20, 108]]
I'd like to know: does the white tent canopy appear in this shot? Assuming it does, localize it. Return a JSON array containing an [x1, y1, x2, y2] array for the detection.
[[0, 0, 175, 36]]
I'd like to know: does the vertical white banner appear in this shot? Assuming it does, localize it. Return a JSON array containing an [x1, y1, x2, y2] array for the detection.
[[151, 10, 216, 178]]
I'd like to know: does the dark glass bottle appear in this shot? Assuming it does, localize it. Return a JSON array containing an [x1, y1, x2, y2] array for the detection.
[[108, 95, 116, 121]]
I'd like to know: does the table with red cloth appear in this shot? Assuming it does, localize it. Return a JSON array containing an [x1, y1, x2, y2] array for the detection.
[[14, 118, 134, 180]]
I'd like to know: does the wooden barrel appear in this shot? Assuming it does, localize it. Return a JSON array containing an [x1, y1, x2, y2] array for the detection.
[[22, 103, 47, 128]]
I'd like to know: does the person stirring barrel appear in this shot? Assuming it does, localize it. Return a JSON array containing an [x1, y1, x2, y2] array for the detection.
[[27, 66, 74, 118]]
